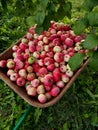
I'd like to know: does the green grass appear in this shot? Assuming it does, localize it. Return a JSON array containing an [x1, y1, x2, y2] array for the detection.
[[0, 67, 98, 130], [0, 0, 98, 130]]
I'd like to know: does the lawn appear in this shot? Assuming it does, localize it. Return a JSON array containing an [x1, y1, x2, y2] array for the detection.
[[0, 0, 98, 130]]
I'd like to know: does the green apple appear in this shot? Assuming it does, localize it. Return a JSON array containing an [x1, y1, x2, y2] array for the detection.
[[28, 56, 35, 64]]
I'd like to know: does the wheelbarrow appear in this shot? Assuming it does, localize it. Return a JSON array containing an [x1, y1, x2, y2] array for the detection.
[[0, 38, 89, 129]]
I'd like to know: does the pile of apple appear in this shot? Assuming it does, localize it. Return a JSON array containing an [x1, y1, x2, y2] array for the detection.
[[0, 21, 86, 103]]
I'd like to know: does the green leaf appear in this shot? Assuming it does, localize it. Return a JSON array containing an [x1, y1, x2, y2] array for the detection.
[[89, 51, 98, 71], [35, 11, 45, 25], [68, 53, 86, 71], [26, 16, 36, 27], [54, 2, 72, 21], [63, 2, 72, 16], [49, 2, 56, 12], [82, 0, 98, 11], [82, 34, 98, 49], [39, 0, 49, 10], [87, 12, 98, 26], [73, 19, 87, 35]]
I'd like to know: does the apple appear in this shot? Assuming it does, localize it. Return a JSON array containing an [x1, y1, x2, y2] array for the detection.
[[49, 28, 56, 34], [53, 68, 61, 81], [31, 79, 40, 88], [52, 38, 60, 46], [19, 42, 28, 51], [7, 69, 14, 76], [46, 51, 54, 58], [61, 34, 69, 41], [26, 66, 33, 73], [7, 60, 15, 69], [45, 92, 52, 100], [28, 56, 35, 64], [12, 52, 17, 58], [43, 36, 49, 44], [37, 59, 44, 66], [54, 52, 64, 63], [34, 33, 39, 39], [12, 45, 19, 51], [16, 77, 26, 87], [38, 67, 48, 77], [36, 44, 43, 52], [74, 36, 82, 43], [56, 80, 65, 88], [37, 85, 45, 94], [38, 35, 43, 41], [43, 74, 54, 87], [40, 51, 46, 59], [47, 64, 55, 71], [65, 38, 74, 47], [27, 87, 37, 96], [53, 46, 62, 52], [44, 57, 54, 66], [27, 73, 35, 81], [50, 86, 60, 97], [62, 74, 69, 83], [26, 32, 33, 40], [57, 30, 62, 37], [44, 45, 50, 52], [29, 44, 36, 53], [60, 64, 67, 73], [49, 34, 57, 41], [74, 46, 82, 51], [0, 60, 7, 68], [18, 69, 27, 79], [37, 40, 44, 45], [21, 38, 28, 43], [38, 94, 47, 103], [24, 53, 30, 60], [14, 59, 24, 70], [29, 24, 37, 34], [32, 62, 40, 73], [25, 84, 32, 91], [66, 70, 73, 77], [32, 51, 40, 58], [10, 73, 19, 81], [16, 53, 24, 61], [64, 54, 70, 62]]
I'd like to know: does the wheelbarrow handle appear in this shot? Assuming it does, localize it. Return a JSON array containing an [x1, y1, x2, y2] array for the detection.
[[13, 105, 32, 130]]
